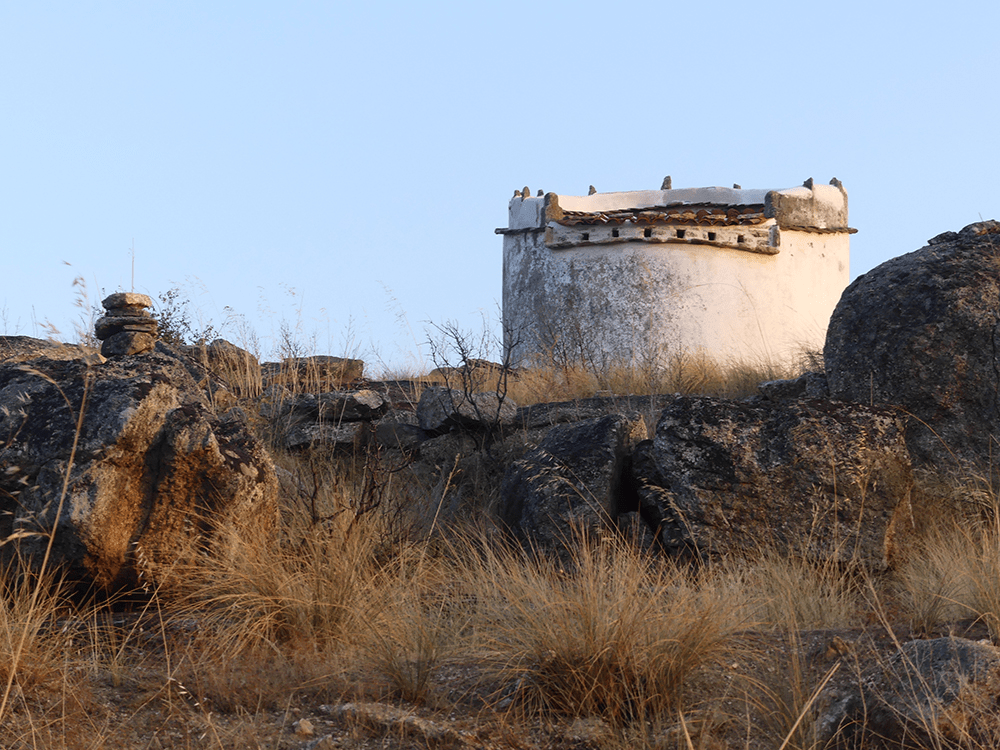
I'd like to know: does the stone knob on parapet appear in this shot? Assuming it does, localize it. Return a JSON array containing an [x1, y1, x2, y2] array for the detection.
[[95, 292, 159, 356]]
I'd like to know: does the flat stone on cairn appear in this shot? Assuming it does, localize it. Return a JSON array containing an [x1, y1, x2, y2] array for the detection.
[[95, 292, 159, 357]]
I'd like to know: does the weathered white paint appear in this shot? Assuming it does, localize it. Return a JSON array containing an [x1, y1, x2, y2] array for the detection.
[[499, 180, 851, 370], [554, 187, 772, 213]]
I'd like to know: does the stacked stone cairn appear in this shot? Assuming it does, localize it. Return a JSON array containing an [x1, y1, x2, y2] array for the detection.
[[95, 293, 159, 357]]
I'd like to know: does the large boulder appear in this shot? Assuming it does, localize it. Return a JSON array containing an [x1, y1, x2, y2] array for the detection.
[[825, 220, 1000, 470], [499, 413, 647, 557], [0, 343, 278, 591], [268, 389, 388, 450], [631, 396, 913, 568], [826, 637, 1000, 749], [417, 386, 518, 435]]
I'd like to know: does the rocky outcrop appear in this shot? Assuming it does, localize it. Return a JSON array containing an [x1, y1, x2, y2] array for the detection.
[[428, 359, 514, 390], [825, 220, 1000, 470], [499, 414, 647, 558], [0, 336, 103, 365], [270, 390, 388, 450], [417, 386, 518, 436], [262, 355, 364, 391], [183, 339, 262, 397], [373, 411, 427, 452], [0, 342, 278, 590], [514, 394, 675, 431], [631, 396, 913, 568], [826, 637, 1000, 749], [758, 371, 829, 401]]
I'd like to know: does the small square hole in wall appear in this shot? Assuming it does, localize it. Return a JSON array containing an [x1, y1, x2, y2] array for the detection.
[[611, 228, 619, 238], [676, 229, 686, 239], [643, 227, 653, 238], [707, 232, 716, 241], [581, 232, 589, 241], [737, 234, 745, 243]]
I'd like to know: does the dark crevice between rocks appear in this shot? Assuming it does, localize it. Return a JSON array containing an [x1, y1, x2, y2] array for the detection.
[[613, 449, 675, 556], [616, 452, 641, 515], [118, 413, 176, 597]]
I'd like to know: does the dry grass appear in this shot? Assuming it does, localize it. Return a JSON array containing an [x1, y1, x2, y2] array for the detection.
[[4, 465, 1000, 748], [725, 549, 864, 631], [459, 530, 744, 728], [6, 325, 1000, 748], [750, 634, 841, 750], [506, 350, 796, 406], [891, 522, 976, 636]]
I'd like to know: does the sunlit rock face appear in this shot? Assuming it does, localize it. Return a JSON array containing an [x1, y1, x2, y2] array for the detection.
[[826, 220, 1000, 472], [0, 341, 277, 591]]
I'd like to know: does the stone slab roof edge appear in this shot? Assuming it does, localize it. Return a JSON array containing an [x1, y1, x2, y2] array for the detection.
[[554, 186, 772, 213], [500, 179, 850, 232]]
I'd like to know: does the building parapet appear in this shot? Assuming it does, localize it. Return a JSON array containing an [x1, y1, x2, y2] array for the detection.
[[496, 178, 855, 254]]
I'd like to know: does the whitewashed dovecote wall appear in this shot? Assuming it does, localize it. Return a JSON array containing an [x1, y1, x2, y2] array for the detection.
[[497, 178, 853, 369]]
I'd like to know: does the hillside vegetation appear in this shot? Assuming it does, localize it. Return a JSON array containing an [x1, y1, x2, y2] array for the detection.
[[0, 322, 996, 750]]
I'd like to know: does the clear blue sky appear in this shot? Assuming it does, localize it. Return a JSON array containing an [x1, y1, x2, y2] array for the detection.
[[3, 2, 998, 372]]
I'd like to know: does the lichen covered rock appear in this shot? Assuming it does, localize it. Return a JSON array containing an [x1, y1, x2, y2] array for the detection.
[[632, 396, 913, 568], [825, 220, 1000, 470], [499, 413, 647, 558], [0, 342, 278, 590], [827, 637, 1000, 749]]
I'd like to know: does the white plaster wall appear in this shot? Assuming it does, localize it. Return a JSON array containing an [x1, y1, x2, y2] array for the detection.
[[555, 187, 771, 213], [503, 229, 848, 369]]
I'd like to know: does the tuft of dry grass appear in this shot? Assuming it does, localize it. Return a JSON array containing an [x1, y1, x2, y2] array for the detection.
[[723, 549, 863, 631], [891, 522, 975, 636], [0, 564, 74, 695], [359, 553, 463, 704], [888, 475, 1000, 641], [459, 530, 743, 727]]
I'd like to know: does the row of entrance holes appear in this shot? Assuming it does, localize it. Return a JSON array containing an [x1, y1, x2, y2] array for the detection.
[[580, 228, 745, 243]]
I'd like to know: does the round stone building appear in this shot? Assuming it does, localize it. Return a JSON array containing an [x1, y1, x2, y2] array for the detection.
[[498, 178, 853, 370]]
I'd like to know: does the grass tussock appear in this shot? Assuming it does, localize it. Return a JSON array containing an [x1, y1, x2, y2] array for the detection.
[[725, 549, 864, 631], [892, 522, 976, 636], [164, 514, 394, 710], [0, 565, 73, 697], [359, 553, 463, 704], [461, 531, 743, 727]]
